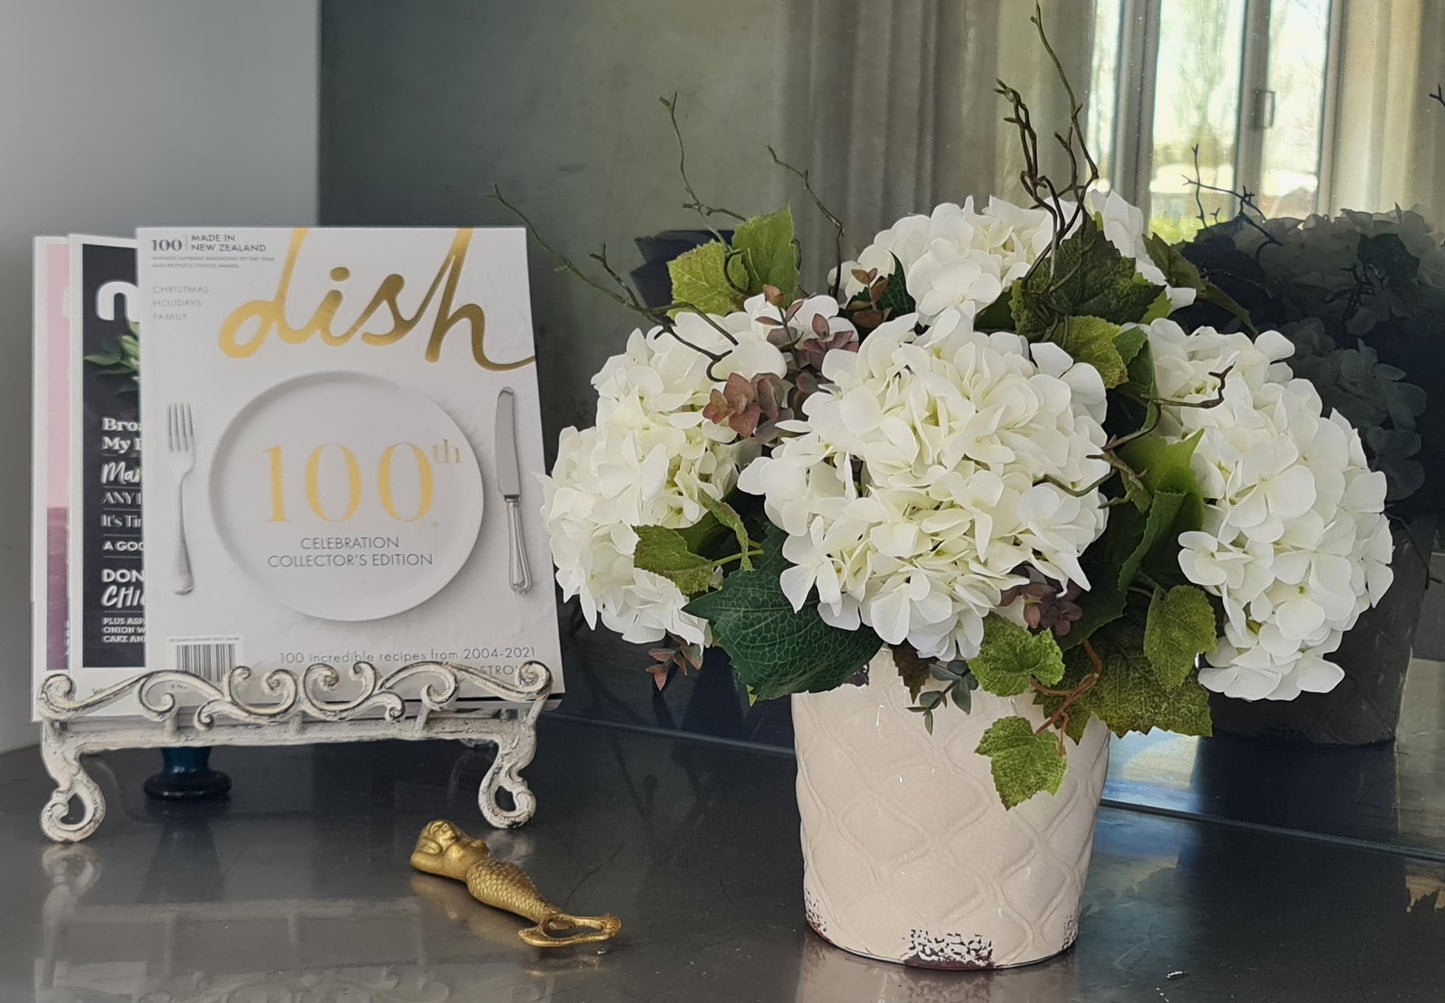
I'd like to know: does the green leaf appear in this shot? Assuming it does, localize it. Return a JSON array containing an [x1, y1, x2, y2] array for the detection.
[[1115, 489, 1184, 591], [969, 615, 1065, 696], [1036, 619, 1214, 742], [84, 351, 123, 366], [1061, 571, 1127, 650], [677, 513, 724, 553], [1123, 332, 1158, 401], [1107, 334, 1160, 450], [1198, 279, 1258, 335], [1113, 324, 1148, 368], [1122, 428, 1204, 494], [632, 526, 717, 596], [1141, 289, 1175, 323], [1011, 214, 1164, 340], [1143, 586, 1218, 690], [731, 207, 798, 300], [1063, 316, 1127, 388], [974, 716, 1068, 809], [1143, 232, 1205, 292], [974, 287, 1016, 331], [696, 492, 753, 570], [683, 524, 882, 700], [876, 255, 916, 319], [893, 641, 931, 701], [667, 241, 744, 316]]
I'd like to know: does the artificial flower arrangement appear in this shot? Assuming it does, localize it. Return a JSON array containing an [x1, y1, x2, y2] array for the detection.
[[1180, 202, 1444, 520], [517, 53, 1394, 810]]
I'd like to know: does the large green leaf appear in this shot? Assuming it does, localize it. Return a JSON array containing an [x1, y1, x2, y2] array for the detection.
[[667, 240, 744, 316], [974, 716, 1069, 809], [1143, 586, 1218, 689], [969, 615, 1066, 696], [732, 207, 798, 300], [632, 525, 717, 597], [1011, 214, 1163, 341], [1036, 618, 1214, 742], [683, 525, 881, 700]]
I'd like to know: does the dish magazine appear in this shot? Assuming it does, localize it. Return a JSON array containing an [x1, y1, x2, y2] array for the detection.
[[136, 227, 562, 702]]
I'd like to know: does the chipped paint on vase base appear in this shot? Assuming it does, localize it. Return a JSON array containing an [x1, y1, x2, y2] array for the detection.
[[792, 647, 1110, 968]]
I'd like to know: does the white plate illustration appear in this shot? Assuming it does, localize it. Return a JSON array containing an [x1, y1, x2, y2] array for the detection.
[[208, 371, 484, 621]]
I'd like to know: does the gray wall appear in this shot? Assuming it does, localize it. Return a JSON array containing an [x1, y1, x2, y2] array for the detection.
[[320, 0, 795, 444], [0, 0, 320, 753]]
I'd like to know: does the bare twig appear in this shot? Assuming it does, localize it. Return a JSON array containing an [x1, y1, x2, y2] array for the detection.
[[661, 94, 744, 237], [489, 186, 730, 366], [767, 145, 846, 299]]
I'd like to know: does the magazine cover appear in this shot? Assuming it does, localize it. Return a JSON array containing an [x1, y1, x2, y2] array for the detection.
[[32, 237, 70, 716], [67, 236, 145, 692], [137, 227, 562, 694]]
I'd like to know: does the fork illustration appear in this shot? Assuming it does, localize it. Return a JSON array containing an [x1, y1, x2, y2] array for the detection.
[[167, 402, 196, 595]]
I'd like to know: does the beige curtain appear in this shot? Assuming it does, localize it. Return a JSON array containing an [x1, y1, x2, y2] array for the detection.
[[1327, 0, 1445, 221], [781, 0, 1099, 287]]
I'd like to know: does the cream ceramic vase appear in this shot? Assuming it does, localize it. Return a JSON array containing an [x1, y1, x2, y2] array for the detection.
[[791, 647, 1111, 969]]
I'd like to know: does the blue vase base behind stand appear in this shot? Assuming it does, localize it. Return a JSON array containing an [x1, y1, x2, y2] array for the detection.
[[144, 747, 232, 801]]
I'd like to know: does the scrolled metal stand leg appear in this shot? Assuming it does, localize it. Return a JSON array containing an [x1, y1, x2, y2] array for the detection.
[[476, 663, 550, 829], [477, 724, 539, 829], [39, 722, 106, 844]]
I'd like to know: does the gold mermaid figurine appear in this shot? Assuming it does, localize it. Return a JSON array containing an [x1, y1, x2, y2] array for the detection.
[[410, 820, 621, 947]]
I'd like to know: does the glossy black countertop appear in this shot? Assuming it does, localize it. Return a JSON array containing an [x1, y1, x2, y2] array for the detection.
[[3, 708, 1444, 1002]]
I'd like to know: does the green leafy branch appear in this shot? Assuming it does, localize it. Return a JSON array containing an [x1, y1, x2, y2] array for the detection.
[[898, 642, 979, 734]]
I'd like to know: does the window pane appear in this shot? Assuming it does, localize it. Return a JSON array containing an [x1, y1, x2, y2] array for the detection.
[[1088, 0, 1123, 193], [1259, 0, 1330, 217], [1149, 0, 1247, 241]]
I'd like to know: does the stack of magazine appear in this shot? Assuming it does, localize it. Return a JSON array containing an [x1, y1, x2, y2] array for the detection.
[[32, 229, 563, 718]]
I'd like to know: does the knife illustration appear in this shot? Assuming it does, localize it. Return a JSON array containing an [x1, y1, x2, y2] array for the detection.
[[495, 388, 531, 593]]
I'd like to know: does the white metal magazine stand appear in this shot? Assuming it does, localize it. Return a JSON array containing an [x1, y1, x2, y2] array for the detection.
[[36, 658, 553, 842]]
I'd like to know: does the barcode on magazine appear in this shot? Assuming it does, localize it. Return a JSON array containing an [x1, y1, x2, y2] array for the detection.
[[168, 636, 242, 683]]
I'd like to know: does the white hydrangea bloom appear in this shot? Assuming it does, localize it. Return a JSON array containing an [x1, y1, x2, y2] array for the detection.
[[838, 197, 1054, 323], [1147, 318, 1394, 700], [738, 308, 1110, 661], [838, 192, 1195, 324], [541, 300, 789, 645]]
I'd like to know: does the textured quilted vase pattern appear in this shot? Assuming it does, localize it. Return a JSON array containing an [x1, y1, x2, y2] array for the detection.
[[792, 647, 1110, 969]]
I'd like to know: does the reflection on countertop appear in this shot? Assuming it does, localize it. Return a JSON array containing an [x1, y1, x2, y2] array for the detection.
[[562, 614, 1445, 858], [3, 714, 1445, 1001]]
